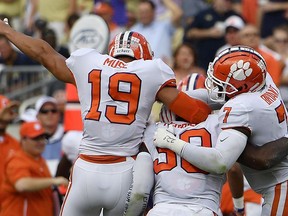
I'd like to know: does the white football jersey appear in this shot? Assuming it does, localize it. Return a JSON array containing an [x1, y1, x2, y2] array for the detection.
[[144, 114, 225, 214], [66, 48, 176, 156], [218, 74, 288, 193]]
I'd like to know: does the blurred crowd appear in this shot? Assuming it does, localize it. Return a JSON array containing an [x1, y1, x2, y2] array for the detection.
[[1, 0, 288, 215], [2, 0, 288, 98]]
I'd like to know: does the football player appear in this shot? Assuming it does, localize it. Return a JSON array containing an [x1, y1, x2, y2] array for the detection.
[[154, 46, 288, 215], [145, 115, 224, 216], [0, 18, 211, 215]]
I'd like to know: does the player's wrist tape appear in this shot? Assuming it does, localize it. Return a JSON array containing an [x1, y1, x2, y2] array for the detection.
[[168, 137, 187, 156], [233, 196, 244, 212]]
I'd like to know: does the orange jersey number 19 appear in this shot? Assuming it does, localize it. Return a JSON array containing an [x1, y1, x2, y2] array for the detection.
[[85, 69, 141, 124]]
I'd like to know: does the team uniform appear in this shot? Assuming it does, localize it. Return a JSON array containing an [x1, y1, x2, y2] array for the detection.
[[218, 73, 288, 215], [145, 115, 225, 216], [60, 48, 177, 216], [154, 46, 288, 216]]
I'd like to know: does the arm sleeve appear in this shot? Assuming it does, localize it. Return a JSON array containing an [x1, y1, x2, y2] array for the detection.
[[181, 129, 247, 174], [169, 91, 211, 124]]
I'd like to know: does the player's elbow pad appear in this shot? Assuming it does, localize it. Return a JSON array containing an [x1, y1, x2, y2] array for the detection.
[[169, 92, 211, 124]]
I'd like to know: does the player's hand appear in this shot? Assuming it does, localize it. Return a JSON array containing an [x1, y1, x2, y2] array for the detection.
[[153, 124, 177, 149], [53, 177, 69, 187]]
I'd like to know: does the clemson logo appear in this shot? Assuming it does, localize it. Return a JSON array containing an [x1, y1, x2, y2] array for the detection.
[[34, 123, 42, 131], [230, 60, 253, 81]]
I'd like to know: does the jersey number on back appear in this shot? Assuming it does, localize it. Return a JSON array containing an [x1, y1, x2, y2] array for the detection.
[[275, 101, 287, 123], [85, 69, 141, 124], [154, 128, 212, 174]]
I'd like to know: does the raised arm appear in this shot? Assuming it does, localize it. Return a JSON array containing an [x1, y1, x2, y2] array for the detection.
[[0, 19, 75, 84]]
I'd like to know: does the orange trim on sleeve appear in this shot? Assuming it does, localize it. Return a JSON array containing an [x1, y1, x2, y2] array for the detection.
[[156, 79, 177, 101], [168, 92, 211, 124]]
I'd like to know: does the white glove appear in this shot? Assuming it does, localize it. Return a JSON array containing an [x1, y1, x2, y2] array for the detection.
[[4, 18, 9, 25], [153, 124, 187, 155]]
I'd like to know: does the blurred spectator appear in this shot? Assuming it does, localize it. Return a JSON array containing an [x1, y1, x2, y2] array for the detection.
[[41, 28, 69, 122], [40, 28, 69, 123], [50, 89, 66, 124], [77, 0, 94, 15], [268, 25, 288, 76], [0, 35, 38, 66], [216, 15, 246, 55], [239, 24, 283, 86], [267, 25, 288, 107], [131, 0, 183, 65], [0, 95, 20, 211], [183, 0, 241, 70], [180, 0, 209, 28], [92, 2, 125, 42], [32, 18, 48, 38], [152, 0, 181, 20], [41, 28, 70, 59], [63, 13, 80, 49], [35, 96, 65, 175], [0, 0, 25, 32], [27, 0, 78, 46], [94, 0, 127, 26], [236, 0, 261, 27], [0, 121, 68, 216], [19, 108, 37, 123], [125, 6, 137, 30], [126, 0, 141, 15], [260, 0, 288, 39], [0, 34, 40, 92], [173, 43, 206, 84]]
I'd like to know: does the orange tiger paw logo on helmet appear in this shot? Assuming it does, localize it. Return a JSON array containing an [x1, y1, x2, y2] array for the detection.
[[231, 60, 253, 81]]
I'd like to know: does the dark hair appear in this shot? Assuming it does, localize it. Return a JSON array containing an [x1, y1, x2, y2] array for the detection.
[[41, 28, 57, 48], [273, 24, 288, 34], [35, 18, 48, 31], [67, 13, 80, 29], [173, 43, 199, 69]]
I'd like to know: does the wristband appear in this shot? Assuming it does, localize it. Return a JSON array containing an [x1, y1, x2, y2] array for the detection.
[[233, 196, 244, 213], [168, 138, 187, 156]]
